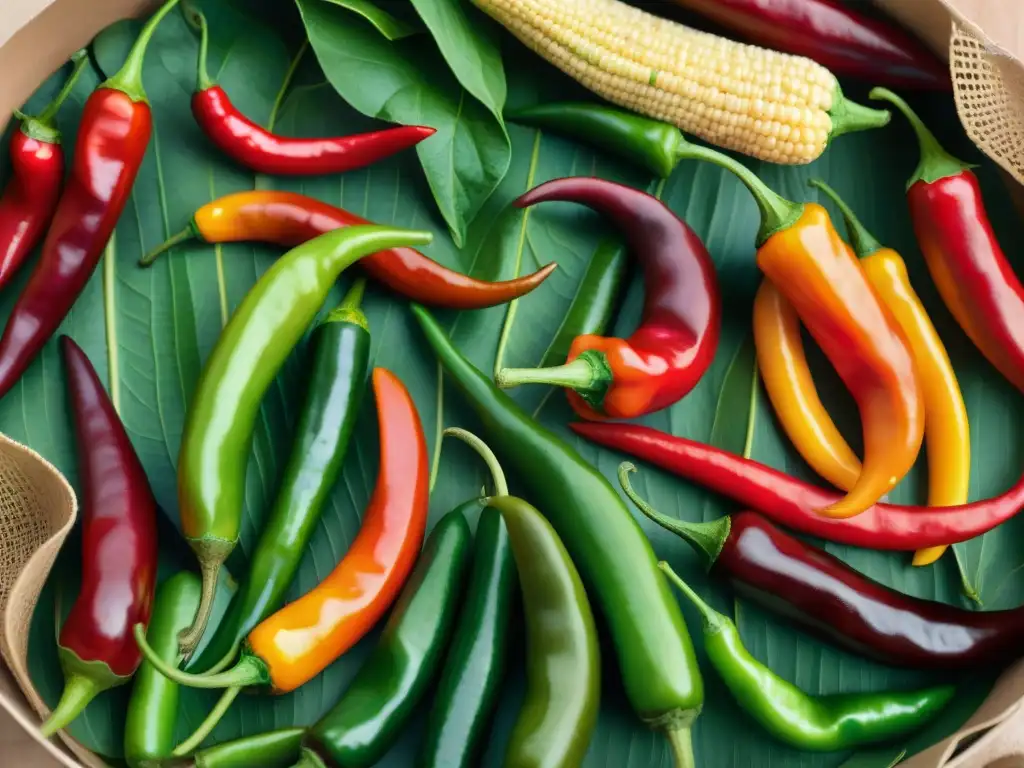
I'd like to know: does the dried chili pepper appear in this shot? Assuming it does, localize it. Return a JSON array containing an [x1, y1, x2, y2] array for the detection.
[[0, 0, 180, 400], [185, 7, 433, 176], [138, 191, 556, 309], [667, 0, 949, 90], [496, 177, 720, 420], [174, 224, 430, 660], [574, 422, 1024, 551], [871, 88, 1024, 395], [676, 138, 924, 519], [135, 367, 429, 745], [40, 336, 159, 737], [0, 50, 88, 291], [659, 562, 955, 748], [620, 465, 1024, 670]]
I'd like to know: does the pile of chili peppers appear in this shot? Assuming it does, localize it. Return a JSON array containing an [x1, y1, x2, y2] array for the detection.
[[13, 0, 1024, 766]]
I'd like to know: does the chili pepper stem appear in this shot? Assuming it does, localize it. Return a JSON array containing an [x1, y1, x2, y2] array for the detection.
[[322, 277, 368, 329], [39, 674, 102, 737], [666, 726, 696, 768], [292, 750, 326, 768], [827, 84, 890, 140], [497, 350, 613, 410], [658, 562, 729, 634], [138, 224, 199, 266], [18, 49, 90, 143], [442, 427, 508, 496], [182, 3, 215, 92], [618, 463, 730, 569], [808, 179, 884, 258], [673, 139, 803, 246], [178, 546, 232, 659], [171, 686, 242, 756], [869, 88, 976, 187], [101, 0, 182, 103], [133, 624, 270, 689]]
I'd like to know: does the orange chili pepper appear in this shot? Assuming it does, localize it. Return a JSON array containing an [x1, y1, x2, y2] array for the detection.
[[132, 367, 429, 748], [755, 180, 968, 564], [677, 139, 924, 519]]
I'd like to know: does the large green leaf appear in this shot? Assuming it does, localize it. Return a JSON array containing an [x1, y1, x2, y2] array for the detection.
[[11, 2, 1017, 765]]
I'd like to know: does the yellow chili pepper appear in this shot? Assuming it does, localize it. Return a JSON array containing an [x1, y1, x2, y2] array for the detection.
[[754, 179, 969, 564]]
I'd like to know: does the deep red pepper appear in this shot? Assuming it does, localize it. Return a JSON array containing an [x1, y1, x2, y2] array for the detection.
[[668, 0, 949, 90], [0, 51, 89, 291], [39, 336, 159, 737], [496, 177, 720, 420], [620, 466, 1023, 670], [871, 88, 1024, 394], [186, 7, 434, 176], [572, 422, 1024, 550], [0, 0, 179, 401]]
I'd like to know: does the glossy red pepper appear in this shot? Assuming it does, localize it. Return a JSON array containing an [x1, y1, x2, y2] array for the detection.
[[40, 336, 159, 737], [572, 422, 1024, 551], [496, 177, 720, 420], [0, 51, 88, 291], [186, 7, 434, 176], [0, 0, 179, 400], [620, 466, 1024, 670], [138, 191, 557, 310], [668, 0, 949, 90], [871, 88, 1024, 394]]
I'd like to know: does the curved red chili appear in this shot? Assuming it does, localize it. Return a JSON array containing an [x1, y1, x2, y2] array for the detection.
[[39, 336, 159, 737], [572, 422, 1024, 550], [496, 177, 720, 420], [0, 0, 179, 400], [0, 51, 89, 291], [187, 8, 434, 176]]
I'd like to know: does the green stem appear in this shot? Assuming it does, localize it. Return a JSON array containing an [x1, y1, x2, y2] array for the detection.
[[665, 726, 696, 768], [38, 674, 101, 737], [442, 427, 508, 496], [36, 49, 89, 123], [673, 139, 802, 246], [659, 562, 728, 634], [497, 349, 613, 411], [132, 624, 270, 689], [292, 749, 327, 768], [827, 84, 891, 140], [171, 686, 242, 756], [322, 277, 368, 329], [138, 224, 198, 266], [103, 0, 182, 103], [807, 179, 884, 258], [182, 3, 214, 92], [869, 87, 975, 187], [618, 463, 729, 570]]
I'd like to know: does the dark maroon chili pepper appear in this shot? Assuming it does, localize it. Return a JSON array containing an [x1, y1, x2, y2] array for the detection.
[[496, 177, 720, 421], [39, 336, 159, 737], [667, 0, 949, 90], [186, 7, 434, 176], [619, 463, 1024, 670], [571, 421, 1024, 551]]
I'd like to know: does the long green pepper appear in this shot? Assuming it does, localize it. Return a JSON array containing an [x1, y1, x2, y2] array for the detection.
[[411, 305, 703, 767], [175, 224, 432, 659], [190, 278, 372, 674], [154, 728, 306, 768], [659, 564, 956, 751]]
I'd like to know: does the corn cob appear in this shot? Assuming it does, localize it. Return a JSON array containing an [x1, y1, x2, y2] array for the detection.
[[474, 0, 890, 164]]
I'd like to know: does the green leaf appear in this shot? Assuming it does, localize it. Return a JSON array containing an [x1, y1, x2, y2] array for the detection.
[[409, 0, 507, 119], [296, 0, 511, 246], [317, 0, 422, 40], [13, 4, 1018, 765]]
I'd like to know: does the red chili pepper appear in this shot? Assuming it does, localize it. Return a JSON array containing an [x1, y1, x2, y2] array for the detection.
[[0, 0, 179, 401], [186, 7, 434, 176], [871, 88, 1024, 394], [495, 177, 720, 420], [619, 465, 1024, 670], [0, 51, 89, 292], [667, 0, 949, 90], [571, 422, 1024, 550], [137, 191, 557, 309], [39, 336, 159, 737]]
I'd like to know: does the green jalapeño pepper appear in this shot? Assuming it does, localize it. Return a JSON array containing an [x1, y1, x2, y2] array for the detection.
[[411, 305, 702, 767], [491, 495, 600, 768], [155, 728, 306, 768], [176, 224, 432, 659], [296, 503, 473, 768], [190, 277, 371, 674], [125, 572, 202, 767], [659, 563, 956, 751]]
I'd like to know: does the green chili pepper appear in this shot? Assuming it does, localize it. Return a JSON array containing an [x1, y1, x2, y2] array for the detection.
[[125, 572, 203, 767], [659, 563, 956, 751], [507, 102, 684, 178], [155, 728, 305, 768], [176, 224, 432, 660], [295, 502, 473, 768], [491, 495, 600, 768], [190, 277, 371, 674], [411, 304, 702, 768]]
